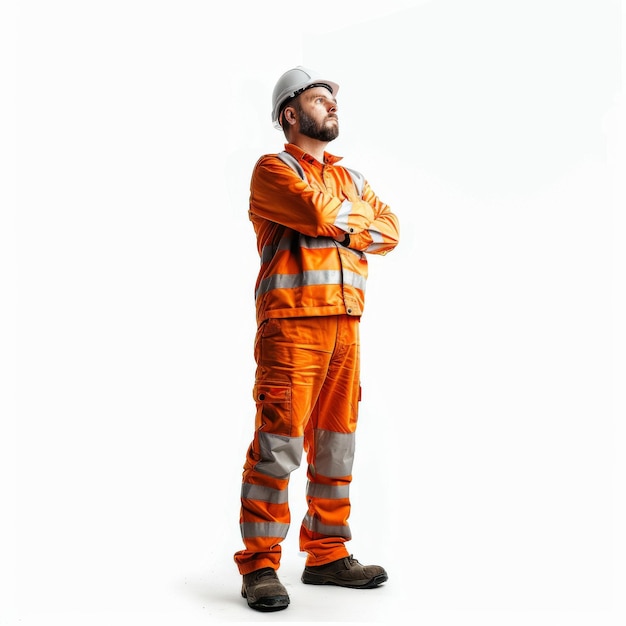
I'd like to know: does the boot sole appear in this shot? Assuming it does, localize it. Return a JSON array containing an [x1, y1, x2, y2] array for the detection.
[[301, 572, 388, 589], [242, 590, 290, 612]]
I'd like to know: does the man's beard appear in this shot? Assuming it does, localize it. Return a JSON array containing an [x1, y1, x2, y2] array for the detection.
[[297, 107, 339, 142]]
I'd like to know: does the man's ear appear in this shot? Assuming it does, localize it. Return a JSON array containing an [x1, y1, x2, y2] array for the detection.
[[283, 106, 297, 126]]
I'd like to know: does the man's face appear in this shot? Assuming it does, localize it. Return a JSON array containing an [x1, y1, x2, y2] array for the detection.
[[295, 86, 339, 142]]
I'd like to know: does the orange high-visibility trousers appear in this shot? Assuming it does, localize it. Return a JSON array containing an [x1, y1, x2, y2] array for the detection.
[[234, 314, 361, 575]]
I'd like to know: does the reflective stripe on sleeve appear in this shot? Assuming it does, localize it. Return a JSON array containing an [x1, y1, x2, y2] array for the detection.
[[365, 243, 388, 253], [333, 199, 354, 232], [364, 229, 386, 253]]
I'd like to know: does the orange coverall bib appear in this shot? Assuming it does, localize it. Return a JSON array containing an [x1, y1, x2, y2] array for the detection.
[[234, 314, 360, 573]]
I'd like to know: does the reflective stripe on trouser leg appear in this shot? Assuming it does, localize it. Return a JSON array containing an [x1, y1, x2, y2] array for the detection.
[[234, 434, 302, 574], [299, 315, 361, 566], [235, 316, 351, 575]]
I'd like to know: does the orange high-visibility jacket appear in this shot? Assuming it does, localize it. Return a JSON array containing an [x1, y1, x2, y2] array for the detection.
[[249, 143, 400, 324]]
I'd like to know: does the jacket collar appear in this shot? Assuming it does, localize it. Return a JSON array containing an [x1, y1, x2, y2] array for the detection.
[[283, 143, 343, 167]]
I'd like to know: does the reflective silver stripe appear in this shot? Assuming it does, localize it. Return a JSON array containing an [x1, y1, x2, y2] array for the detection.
[[344, 167, 365, 196], [306, 482, 350, 500], [260, 234, 337, 263], [277, 151, 306, 180], [241, 483, 289, 504], [369, 229, 384, 244], [256, 431, 303, 478], [260, 233, 295, 262], [333, 199, 354, 232], [256, 269, 365, 300], [240, 521, 289, 539], [256, 269, 342, 299], [364, 229, 386, 253], [302, 514, 352, 539], [343, 270, 367, 291], [312, 429, 356, 478], [260, 233, 292, 264]]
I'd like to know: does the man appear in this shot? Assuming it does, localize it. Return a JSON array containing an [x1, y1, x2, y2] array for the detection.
[[234, 66, 400, 612]]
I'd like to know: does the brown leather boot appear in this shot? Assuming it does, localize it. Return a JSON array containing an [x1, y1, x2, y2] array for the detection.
[[301, 555, 388, 588], [241, 567, 290, 611]]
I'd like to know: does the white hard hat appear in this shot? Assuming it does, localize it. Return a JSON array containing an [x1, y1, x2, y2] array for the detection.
[[271, 66, 339, 130]]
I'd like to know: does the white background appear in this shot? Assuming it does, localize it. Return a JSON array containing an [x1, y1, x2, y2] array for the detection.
[[3, 0, 625, 624]]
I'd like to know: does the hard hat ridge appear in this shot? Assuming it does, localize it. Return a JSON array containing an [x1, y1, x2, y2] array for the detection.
[[271, 66, 339, 130]]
